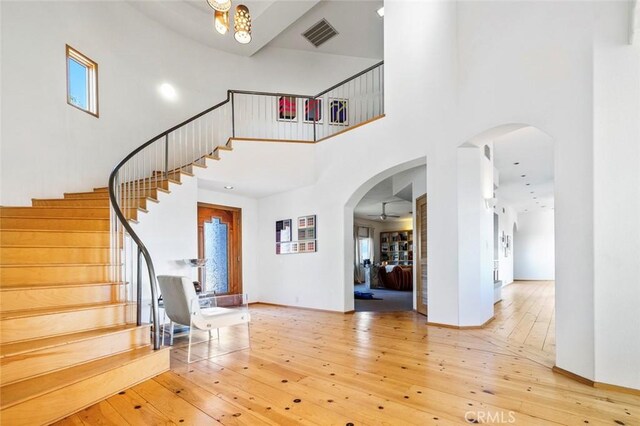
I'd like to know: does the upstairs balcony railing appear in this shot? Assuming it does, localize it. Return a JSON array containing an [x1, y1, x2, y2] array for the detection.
[[108, 61, 384, 349]]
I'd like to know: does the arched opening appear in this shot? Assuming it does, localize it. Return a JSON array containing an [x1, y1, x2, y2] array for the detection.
[[343, 157, 427, 313], [457, 123, 556, 359]]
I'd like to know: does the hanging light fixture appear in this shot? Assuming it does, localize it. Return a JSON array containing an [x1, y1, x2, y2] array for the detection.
[[233, 4, 251, 44], [207, 1, 251, 44], [207, 0, 231, 12], [214, 10, 229, 35]]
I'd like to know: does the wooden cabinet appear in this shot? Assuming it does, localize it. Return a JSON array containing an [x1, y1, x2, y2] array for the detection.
[[380, 230, 413, 265]]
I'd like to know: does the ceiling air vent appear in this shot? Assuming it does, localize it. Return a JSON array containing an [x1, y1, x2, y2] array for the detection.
[[302, 19, 338, 48]]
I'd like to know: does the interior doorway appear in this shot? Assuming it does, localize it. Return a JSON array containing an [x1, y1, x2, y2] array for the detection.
[[197, 203, 242, 295], [415, 194, 427, 316], [351, 165, 426, 312]]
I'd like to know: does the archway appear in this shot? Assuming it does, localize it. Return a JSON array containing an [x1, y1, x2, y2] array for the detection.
[[343, 157, 427, 312], [457, 123, 556, 359]]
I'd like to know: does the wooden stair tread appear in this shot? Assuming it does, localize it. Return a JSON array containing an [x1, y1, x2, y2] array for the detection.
[[1, 216, 108, 220], [0, 324, 147, 358], [0, 245, 110, 248], [33, 196, 156, 202], [0, 207, 115, 215], [32, 198, 109, 201], [64, 192, 110, 197], [0, 346, 164, 410], [1, 262, 115, 268], [0, 302, 126, 320], [0, 281, 123, 290], [0, 281, 124, 292], [1, 206, 112, 209], [1, 229, 109, 234]]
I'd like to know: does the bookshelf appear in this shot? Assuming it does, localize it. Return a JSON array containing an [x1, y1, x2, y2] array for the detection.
[[380, 230, 413, 265]]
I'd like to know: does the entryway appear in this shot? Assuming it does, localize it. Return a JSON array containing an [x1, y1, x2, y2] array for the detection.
[[351, 164, 426, 313], [197, 203, 242, 295]]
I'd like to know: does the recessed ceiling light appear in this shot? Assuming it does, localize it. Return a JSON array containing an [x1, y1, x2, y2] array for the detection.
[[530, 191, 535, 194], [521, 174, 526, 178], [224, 185, 234, 190], [541, 205, 546, 208], [376, 6, 384, 17], [526, 183, 531, 186], [513, 162, 520, 165], [159, 83, 177, 101], [533, 197, 537, 199], [525, 209, 528, 212]]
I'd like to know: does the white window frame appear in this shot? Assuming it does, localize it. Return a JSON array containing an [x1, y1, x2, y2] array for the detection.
[[66, 45, 99, 117]]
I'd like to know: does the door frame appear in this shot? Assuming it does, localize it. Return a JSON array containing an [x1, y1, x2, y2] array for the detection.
[[416, 194, 427, 316], [197, 202, 243, 294]]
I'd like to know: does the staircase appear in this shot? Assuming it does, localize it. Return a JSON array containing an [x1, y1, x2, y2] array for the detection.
[[0, 184, 173, 425], [0, 61, 384, 424]]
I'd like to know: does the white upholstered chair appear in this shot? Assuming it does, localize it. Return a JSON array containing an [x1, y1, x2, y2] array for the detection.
[[156, 275, 251, 363]]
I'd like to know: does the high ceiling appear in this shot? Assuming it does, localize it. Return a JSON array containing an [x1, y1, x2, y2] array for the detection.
[[128, 0, 384, 59], [267, 0, 384, 59], [493, 127, 554, 214]]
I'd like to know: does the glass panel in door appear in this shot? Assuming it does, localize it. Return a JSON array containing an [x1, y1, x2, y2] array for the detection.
[[203, 218, 229, 294]]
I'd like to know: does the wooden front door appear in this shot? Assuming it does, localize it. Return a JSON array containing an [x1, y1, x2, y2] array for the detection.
[[416, 194, 428, 316], [197, 203, 242, 295]]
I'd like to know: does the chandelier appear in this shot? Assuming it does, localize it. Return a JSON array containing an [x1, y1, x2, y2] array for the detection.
[[207, 1, 252, 44]]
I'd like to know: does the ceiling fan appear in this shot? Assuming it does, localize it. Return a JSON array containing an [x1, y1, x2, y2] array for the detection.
[[368, 202, 400, 221]]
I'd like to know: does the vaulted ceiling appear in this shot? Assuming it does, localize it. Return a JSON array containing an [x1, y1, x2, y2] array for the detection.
[[128, 0, 384, 58]]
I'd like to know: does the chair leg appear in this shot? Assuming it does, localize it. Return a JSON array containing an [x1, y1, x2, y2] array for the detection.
[[247, 323, 252, 349], [217, 328, 220, 340], [188, 326, 193, 364], [169, 321, 175, 346]]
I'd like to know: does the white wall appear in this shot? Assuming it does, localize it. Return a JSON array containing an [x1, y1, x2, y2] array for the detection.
[[0, 1, 376, 205], [592, 2, 640, 390], [131, 175, 199, 322], [514, 210, 555, 280], [257, 184, 339, 310], [457, 145, 495, 325], [456, 0, 596, 382]]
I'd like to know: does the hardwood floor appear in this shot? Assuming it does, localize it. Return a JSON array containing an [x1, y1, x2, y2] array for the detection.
[[481, 280, 556, 366], [54, 281, 639, 425]]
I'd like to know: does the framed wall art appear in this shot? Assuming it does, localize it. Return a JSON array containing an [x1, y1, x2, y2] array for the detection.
[[277, 96, 297, 122], [329, 98, 348, 125], [275, 219, 292, 254], [303, 98, 322, 123]]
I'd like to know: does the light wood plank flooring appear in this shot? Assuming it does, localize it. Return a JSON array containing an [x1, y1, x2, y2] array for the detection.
[[54, 281, 639, 425], [480, 280, 556, 366]]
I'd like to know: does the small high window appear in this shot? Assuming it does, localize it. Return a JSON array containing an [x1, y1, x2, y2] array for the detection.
[[66, 45, 98, 117]]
